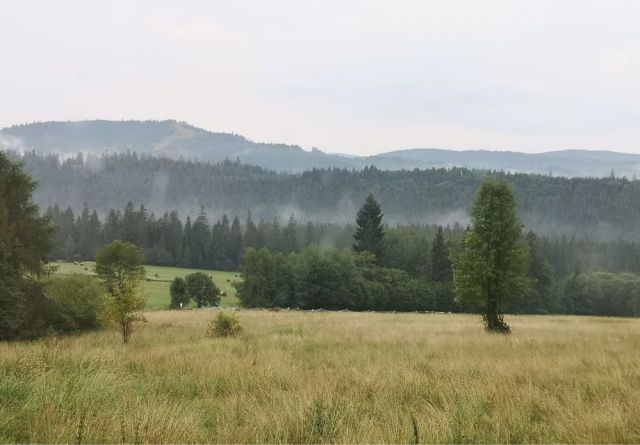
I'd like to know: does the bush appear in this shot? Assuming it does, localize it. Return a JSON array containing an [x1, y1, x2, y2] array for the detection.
[[185, 273, 220, 308], [43, 274, 105, 331], [207, 312, 242, 338], [170, 277, 188, 309]]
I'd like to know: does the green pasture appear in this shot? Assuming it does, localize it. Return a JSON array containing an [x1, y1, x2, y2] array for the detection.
[[50, 262, 242, 309]]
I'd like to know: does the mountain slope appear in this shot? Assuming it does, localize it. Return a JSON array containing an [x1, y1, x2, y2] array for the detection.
[[14, 150, 640, 241], [2, 120, 640, 177]]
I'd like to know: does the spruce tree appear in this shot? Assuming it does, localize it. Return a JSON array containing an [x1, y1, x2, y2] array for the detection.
[[431, 226, 452, 282], [353, 194, 385, 259], [229, 216, 243, 268], [283, 213, 299, 253]]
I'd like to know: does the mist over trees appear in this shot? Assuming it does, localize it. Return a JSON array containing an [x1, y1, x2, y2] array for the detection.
[[13, 150, 640, 241]]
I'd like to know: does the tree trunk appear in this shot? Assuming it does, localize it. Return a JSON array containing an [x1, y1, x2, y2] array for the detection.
[[484, 283, 511, 333]]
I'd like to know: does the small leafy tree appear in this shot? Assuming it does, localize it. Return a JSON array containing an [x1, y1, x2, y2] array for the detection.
[[169, 277, 188, 309], [353, 194, 385, 260], [453, 179, 530, 333], [184, 272, 220, 308], [95, 241, 146, 343]]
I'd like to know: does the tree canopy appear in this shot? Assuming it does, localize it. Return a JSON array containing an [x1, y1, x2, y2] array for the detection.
[[453, 179, 530, 333]]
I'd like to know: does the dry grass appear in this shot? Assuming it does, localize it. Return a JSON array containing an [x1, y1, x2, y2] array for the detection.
[[1, 311, 639, 443]]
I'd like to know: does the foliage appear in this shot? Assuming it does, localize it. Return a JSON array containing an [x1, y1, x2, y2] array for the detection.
[[43, 274, 104, 330], [0, 152, 53, 277], [95, 241, 146, 343], [184, 272, 220, 308], [453, 179, 530, 332], [353, 194, 385, 259], [0, 152, 55, 340], [206, 312, 242, 337], [169, 277, 188, 309], [101, 277, 146, 343], [431, 226, 452, 282], [94, 240, 145, 295], [237, 246, 436, 311], [19, 150, 640, 243], [560, 272, 640, 316]]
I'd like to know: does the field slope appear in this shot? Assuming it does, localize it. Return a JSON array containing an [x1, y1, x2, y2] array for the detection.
[[1, 311, 639, 443], [51, 262, 242, 309]]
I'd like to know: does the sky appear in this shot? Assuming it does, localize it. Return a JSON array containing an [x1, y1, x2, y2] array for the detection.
[[1, 0, 639, 155]]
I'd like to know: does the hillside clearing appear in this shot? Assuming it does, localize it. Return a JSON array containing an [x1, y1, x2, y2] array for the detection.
[[51, 262, 241, 309]]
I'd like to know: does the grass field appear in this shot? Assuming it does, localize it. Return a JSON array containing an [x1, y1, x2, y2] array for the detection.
[[51, 262, 242, 309], [1, 311, 639, 443]]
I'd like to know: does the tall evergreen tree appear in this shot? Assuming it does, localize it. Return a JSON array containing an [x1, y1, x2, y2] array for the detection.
[[180, 216, 193, 267], [191, 207, 211, 268], [431, 226, 452, 282], [0, 152, 54, 339], [103, 208, 122, 244], [452, 179, 530, 333], [282, 213, 299, 253], [121, 201, 137, 244], [229, 216, 243, 268], [353, 194, 385, 259], [243, 211, 258, 250]]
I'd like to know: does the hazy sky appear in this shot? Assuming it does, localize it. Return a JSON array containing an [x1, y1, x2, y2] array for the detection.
[[1, 1, 639, 155]]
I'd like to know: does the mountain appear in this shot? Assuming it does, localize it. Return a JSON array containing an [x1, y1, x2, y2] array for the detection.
[[2, 120, 640, 177], [367, 149, 640, 177]]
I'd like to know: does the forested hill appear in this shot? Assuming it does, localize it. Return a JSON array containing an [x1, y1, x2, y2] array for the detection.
[[13, 150, 640, 241], [2, 120, 640, 177]]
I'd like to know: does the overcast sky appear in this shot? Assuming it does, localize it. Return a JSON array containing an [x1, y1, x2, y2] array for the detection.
[[1, 1, 639, 155]]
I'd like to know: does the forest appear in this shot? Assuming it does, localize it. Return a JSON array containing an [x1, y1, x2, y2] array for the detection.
[[45, 200, 640, 317], [13, 150, 640, 240]]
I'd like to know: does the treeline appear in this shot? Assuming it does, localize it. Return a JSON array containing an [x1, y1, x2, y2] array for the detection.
[[45, 199, 640, 317], [235, 244, 640, 317], [15, 150, 640, 240], [236, 248, 443, 312], [47, 202, 640, 279]]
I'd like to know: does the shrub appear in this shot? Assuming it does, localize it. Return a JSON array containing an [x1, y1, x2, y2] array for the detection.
[[43, 274, 105, 330], [206, 312, 242, 338], [169, 277, 188, 309], [185, 273, 220, 308]]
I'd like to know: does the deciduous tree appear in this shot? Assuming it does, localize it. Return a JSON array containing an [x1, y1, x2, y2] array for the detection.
[[453, 179, 529, 333]]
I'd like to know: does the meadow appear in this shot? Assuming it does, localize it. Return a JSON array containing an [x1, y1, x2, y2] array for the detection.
[[1, 311, 639, 443], [51, 262, 242, 309]]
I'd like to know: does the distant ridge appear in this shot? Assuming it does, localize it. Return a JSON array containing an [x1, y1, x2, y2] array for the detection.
[[2, 120, 639, 177]]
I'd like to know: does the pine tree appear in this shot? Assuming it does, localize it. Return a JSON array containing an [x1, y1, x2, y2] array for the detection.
[[229, 216, 243, 268], [103, 209, 122, 244], [283, 213, 299, 253], [243, 211, 258, 250], [353, 194, 385, 259], [431, 226, 452, 282], [121, 201, 137, 244], [191, 207, 211, 268]]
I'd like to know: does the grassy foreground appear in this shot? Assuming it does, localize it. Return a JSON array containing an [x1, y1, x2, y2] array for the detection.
[[1, 311, 639, 443], [51, 262, 242, 309]]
